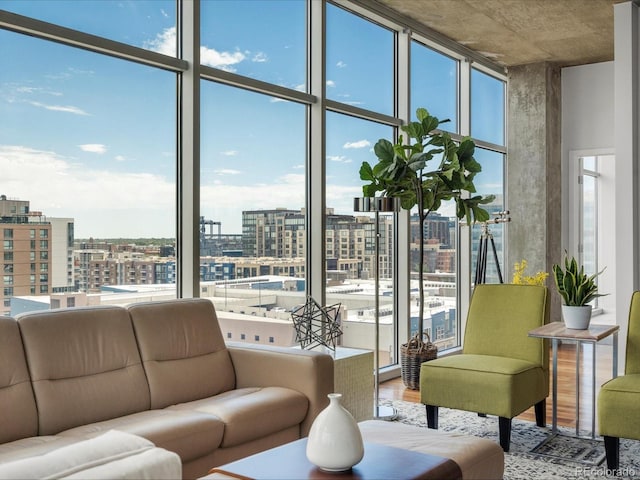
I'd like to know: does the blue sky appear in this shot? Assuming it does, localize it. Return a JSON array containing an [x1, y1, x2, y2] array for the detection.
[[0, 0, 503, 238]]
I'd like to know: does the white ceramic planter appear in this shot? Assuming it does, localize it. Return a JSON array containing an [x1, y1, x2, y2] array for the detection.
[[306, 393, 364, 472], [561, 305, 592, 330]]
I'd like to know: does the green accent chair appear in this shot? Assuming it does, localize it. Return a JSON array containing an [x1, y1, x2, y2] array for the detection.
[[598, 291, 640, 471], [420, 284, 550, 452]]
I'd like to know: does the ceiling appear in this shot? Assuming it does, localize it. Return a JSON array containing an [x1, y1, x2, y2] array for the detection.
[[374, 0, 625, 68]]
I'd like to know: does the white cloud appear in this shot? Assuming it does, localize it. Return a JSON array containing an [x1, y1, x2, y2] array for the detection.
[[221, 150, 239, 156], [293, 164, 304, 169], [201, 46, 246, 71], [327, 155, 351, 163], [215, 169, 242, 175], [144, 27, 246, 71], [343, 140, 370, 149], [160, 8, 169, 18], [114, 155, 126, 162], [280, 173, 304, 184], [79, 144, 107, 154], [336, 61, 347, 68], [252, 52, 268, 63], [29, 101, 89, 116], [326, 80, 336, 88], [143, 26, 176, 56], [16, 86, 38, 94], [0, 145, 175, 237]]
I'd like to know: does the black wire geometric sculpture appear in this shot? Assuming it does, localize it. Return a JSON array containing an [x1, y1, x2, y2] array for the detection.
[[291, 296, 343, 351]]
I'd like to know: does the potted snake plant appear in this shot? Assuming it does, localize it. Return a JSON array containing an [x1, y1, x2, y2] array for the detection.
[[552, 252, 607, 329], [359, 107, 495, 389]]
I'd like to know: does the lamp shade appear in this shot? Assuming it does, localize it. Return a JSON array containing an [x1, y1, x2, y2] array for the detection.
[[353, 197, 399, 213]]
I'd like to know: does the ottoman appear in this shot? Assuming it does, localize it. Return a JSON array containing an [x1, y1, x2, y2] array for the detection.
[[359, 420, 504, 480]]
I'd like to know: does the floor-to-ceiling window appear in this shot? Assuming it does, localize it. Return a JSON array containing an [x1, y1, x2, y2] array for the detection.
[[0, 4, 177, 315], [409, 40, 461, 348], [0, 0, 506, 372], [325, 3, 397, 366], [470, 67, 507, 287]]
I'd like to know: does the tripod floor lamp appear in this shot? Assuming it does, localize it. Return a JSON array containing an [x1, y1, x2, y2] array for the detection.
[[473, 211, 510, 285], [354, 196, 398, 421]]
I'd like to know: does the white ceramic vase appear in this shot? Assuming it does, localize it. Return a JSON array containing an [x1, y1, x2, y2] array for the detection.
[[306, 393, 364, 472], [562, 305, 592, 330]]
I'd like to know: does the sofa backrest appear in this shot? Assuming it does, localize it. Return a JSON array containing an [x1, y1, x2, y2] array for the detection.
[[0, 316, 38, 443], [128, 298, 235, 409], [17, 305, 151, 435]]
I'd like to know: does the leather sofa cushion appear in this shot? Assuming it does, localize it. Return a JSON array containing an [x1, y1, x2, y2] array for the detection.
[[129, 299, 236, 409], [0, 317, 38, 443], [17, 305, 150, 435], [57, 409, 224, 463], [168, 386, 308, 448]]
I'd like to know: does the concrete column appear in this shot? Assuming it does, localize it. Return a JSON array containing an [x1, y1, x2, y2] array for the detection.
[[507, 63, 562, 321], [614, 1, 640, 371]]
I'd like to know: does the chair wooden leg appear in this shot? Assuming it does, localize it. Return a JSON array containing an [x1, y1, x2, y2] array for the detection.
[[425, 405, 438, 429], [534, 399, 546, 427], [498, 417, 512, 452], [603, 436, 619, 472]]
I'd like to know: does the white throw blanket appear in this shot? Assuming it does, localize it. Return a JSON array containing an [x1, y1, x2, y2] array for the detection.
[[0, 430, 181, 480]]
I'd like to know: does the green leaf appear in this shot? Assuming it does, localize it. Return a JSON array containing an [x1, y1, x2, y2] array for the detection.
[[359, 162, 374, 182], [415, 107, 429, 122], [374, 139, 395, 162]]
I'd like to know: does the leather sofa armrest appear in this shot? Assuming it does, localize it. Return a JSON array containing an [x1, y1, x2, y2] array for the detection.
[[226, 343, 334, 436]]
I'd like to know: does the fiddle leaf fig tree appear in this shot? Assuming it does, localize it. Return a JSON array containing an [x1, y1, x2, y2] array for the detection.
[[359, 107, 495, 346]]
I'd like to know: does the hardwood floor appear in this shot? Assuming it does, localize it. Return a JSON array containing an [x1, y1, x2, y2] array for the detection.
[[379, 342, 616, 433]]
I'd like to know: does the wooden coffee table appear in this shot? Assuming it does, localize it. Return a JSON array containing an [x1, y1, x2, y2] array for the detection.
[[205, 438, 461, 480]]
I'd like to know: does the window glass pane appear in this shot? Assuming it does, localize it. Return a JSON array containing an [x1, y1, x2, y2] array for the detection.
[[326, 4, 394, 115], [325, 111, 396, 367], [0, 30, 176, 315], [582, 173, 597, 277], [470, 148, 505, 285], [2, 0, 176, 55], [411, 41, 458, 132], [471, 69, 505, 145], [410, 201, 459, 348], [200, 81, 306, 345], [583, 155, 596, 172], [201, 0, 306, 89]]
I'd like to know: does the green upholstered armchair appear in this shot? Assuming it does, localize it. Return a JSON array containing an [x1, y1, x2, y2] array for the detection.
[[598, 291, 640, 471], [420, 284, 550, 452]]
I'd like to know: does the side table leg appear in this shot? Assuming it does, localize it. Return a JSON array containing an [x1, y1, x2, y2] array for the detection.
[[576, 341, 581, 437], [613, 332, 618, 378], [591, 342, 597, 439], [552, 339, 558, 434]]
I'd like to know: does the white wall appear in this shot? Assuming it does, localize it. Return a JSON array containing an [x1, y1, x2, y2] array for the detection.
[[561, 62, 616, 322]]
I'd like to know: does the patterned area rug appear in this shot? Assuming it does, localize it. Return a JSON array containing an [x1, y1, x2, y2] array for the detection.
[[381, 399, 640, 479]]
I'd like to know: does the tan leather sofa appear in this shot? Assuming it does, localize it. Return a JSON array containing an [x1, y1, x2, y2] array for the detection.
[[0, 298, 334, 479]]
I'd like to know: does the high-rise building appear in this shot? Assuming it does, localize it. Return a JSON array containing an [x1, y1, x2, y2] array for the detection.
[[242, 209, 304, 258], [49, 217, 74, 293], [1, 195, 62, 315], [242, 208, 395, 280]]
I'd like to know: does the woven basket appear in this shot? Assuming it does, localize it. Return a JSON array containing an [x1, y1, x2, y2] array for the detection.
[[400, 333, 438, 390]]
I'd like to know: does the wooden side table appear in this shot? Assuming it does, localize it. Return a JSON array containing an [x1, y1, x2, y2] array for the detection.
[[528, 322, 619, 438]]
